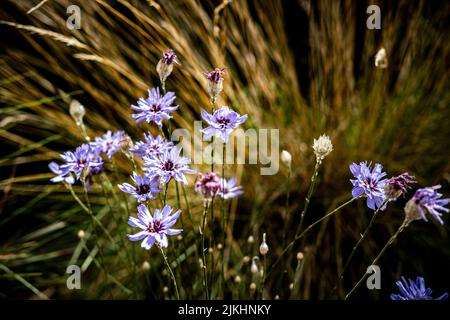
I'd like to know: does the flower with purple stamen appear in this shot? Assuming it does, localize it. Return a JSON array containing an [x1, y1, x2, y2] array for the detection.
[[118, 172, 162, 202], [131, 88, 178, 126], [406, 185, 449, 224], [390, 276, 448, 300], [92, 130, 125, 159], [384, 172, 416, 200], [127, 204, 182, 249], [195, 172, 221, 199], [218, 177, 243, 199], [129, 133, 173, 158], [143, 146, 196, 185], [59, 144, 103, 180], [48, 162, 75, 185], [201, 106, 247, 143], [350, 161, 387, 210], [161, 49, 178, 65]]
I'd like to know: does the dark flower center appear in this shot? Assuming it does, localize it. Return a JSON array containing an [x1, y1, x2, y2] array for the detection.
[[217, 118, 230, 128], [136, 184, 150, 195], [147, 219, 163, 233], [150, 104, 161, 112], [163, 160, 175, 171]]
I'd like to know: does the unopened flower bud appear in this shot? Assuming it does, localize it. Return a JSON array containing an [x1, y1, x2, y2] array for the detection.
[[281, 150, 292, 167], [217, 243, 223, 250], [234, 276, 241, 284], [142, 261, 150, 271], [77, 230, 85, 239], [250, 282, 257, 291], [204, 68, 225, 101], [247, 235, 254, 244], [274, 294, 280, 300], [375, 48, 388, 69], [163, 286, 169, 293], [251, 257, 259, 274], [296, 252, 304, 261], [70, 100, 85, 126], [157, 49, 178, 84], [312, 134, 333, 162], [259, 233, 269, 255], [242, 256, 251, 264], [289, 283, 294, 290], [208, 247, 214, 254]]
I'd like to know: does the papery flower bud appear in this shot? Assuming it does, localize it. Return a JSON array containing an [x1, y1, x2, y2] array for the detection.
[[70, 100, 85, 126], [259, 233, 269, 255], [247, 235, 254, 244], [289, 283, 294, 290], [274, 294, 280, 300], [312, 134, 333, 162], [296, 252, 304, 261], [77, 230, 85, 239], [251, 257, 259, 274], [250, 282, 257, 291], [204, 68, 225, 101], [217, 243, 223, 250], [163, 286, 169, 293], [242, 256, 251, 264], [281, 150, 292, 167], [234, 275, 241, 284], [142, 261, 150, 271], [157, 49, 178, 84], [375, 48, 388, 69]]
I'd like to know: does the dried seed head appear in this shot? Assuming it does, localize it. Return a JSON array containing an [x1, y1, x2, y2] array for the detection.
[[259, 233, 269, 255], [234, 276, 241, 284], [242, 256, 251, 264], [247, 235, 255, 244], [77, 230, 85, 239], [312, 134, 333, 162], [297, 252, 304, 261], [217, 243, 223, 250], [142, 261, 150, 271], [69, 99, 85, 126], [281, 150, 292, 167], [274, 294, 280, 300], [375, 48, 388, 68], [250, 282, 257, 291], [208, 247, 214, 254]]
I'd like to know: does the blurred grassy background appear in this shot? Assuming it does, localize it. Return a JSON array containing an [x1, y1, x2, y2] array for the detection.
[[0, 0, 449, 299]]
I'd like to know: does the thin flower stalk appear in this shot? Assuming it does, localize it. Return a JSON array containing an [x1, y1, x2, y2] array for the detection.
[[297, 160, 321, 235], [201, 200, 210, 300], [268, 196, 358, 278], [344, 219, 409, 300], [333, 198, 389, 293], [159, 245, 180, 300]]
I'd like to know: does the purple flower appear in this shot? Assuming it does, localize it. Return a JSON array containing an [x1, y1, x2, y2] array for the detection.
[[127, 204, 182, 249], [350, 161, 387, 210], [204, 68, 225, 82], [390, 276, 448, 300], [48, 162, 75, 185], [195, 172, 221, 199], [385, 173, 416, 200], [410, 185, 449, 224], [118, 172, 162, 202], [59, 144, 103, 180], [201, 106, 248, 143], [143, 146, 196, 185], [131, 88, 178, 126], [218, 178, 243, 199], [161, 49, 178, 65], [92, 130, 124, 159], [129, 133, 173, 158]]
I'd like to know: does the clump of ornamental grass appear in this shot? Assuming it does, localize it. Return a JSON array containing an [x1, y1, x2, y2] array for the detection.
[[1, 1, 450, 300]]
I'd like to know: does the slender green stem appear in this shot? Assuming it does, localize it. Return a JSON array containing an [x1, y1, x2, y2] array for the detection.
[[282, 165, 292, 246], [333, 199, 389, 294], [267, 196, 357, 277], [221, 143, 226, 297], [159, 245, 180, 300], [259, 255, 267, 299], [344, 219, 409, 300], [201, 200, 210, 300], [163, 183, 169, 206], [297, 160, 321, 234]]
